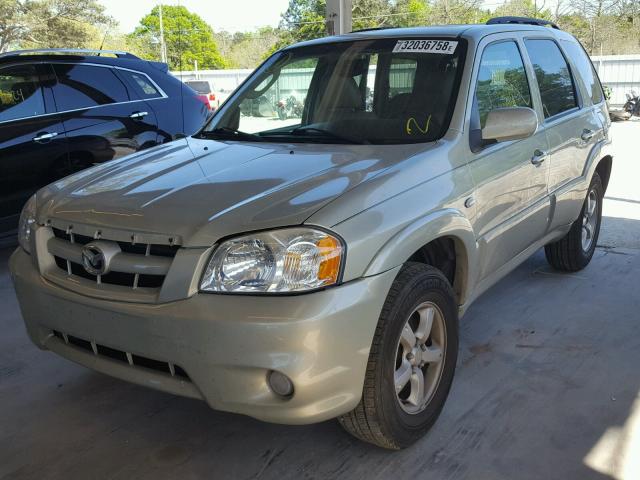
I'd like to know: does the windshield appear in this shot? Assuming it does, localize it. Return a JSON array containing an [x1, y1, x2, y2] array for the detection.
[[202, 38, 465, 145]]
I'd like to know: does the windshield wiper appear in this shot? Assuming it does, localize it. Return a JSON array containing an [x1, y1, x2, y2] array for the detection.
[[199, 127, 264, 142], [287, 126, 369, 145]]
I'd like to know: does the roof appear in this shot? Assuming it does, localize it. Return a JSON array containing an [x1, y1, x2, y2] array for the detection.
[[287, 23, 570, 49], [0, 49, 169, 74]]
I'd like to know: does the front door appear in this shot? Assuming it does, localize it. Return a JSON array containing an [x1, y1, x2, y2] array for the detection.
[[466, 37, 550, 280]]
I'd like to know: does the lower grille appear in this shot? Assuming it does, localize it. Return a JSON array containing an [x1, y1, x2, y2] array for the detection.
[[52, 330, 190, 381]]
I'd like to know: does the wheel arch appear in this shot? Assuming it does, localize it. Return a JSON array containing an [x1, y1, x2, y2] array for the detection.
[[595, 155, 612, 193], [364, 209, 478, 306]]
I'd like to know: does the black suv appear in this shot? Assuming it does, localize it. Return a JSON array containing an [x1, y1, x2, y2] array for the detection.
[[0, 48, 209, 241]]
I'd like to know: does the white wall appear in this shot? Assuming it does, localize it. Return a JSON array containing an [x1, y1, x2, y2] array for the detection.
[[591, 55, 640, 106]]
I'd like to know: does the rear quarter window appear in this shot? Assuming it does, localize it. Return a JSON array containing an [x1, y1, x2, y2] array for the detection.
[[117, 70, 163, 99], [560, 40, 604, 105]]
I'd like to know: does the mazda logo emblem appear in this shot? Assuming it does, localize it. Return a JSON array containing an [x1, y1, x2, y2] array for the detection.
[[81, 245, 107, 276]]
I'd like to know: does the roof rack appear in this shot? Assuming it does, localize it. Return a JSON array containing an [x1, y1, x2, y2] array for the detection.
[[486, 16, 560, 29], [0, 48, 140, 59], [350, 26, 392, 33]]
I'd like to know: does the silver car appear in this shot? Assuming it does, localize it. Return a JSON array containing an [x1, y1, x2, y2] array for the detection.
[[10, 18, 612, 449]]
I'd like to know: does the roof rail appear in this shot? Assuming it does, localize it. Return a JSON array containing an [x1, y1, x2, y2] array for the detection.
[[486, 16, 560, 29], [350, 26, 392, 33], [0, 48, 140, 59]]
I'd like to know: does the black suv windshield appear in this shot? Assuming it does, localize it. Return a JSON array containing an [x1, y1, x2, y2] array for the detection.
[[203, 38, 466, 145]]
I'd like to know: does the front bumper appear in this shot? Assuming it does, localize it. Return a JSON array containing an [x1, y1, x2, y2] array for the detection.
[[10, 248, 398, 424]]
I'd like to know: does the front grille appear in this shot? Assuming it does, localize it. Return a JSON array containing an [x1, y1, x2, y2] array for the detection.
[[48, 227, 179, 291], [52, 330, 190, 380]]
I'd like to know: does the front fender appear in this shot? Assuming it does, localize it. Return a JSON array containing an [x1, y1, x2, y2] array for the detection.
[[363, 209, 478, 306]]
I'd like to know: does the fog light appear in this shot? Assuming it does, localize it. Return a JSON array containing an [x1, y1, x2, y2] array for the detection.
[[267, 370, 294, 397]]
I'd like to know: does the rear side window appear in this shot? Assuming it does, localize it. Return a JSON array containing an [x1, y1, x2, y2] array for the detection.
[[119, 70, 163, 99], [560, 40, 604, 105], [475, 41, 532, 128], [0, 65, 45, 122], [524, 39, 577, 118], [52, 64, 129, 111]]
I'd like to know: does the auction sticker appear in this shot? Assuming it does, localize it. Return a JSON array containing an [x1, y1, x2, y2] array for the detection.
[[393, 39, 458, 54]]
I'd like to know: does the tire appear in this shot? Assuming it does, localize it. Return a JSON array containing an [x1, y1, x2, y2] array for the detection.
[[544, 172, 603, 272], [338, 263, 459, 449]]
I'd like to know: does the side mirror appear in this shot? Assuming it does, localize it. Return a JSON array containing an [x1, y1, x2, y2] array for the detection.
[[482, 107, 538, 143]]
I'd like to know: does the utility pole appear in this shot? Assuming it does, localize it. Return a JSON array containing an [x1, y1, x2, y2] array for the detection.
[[326, 0, 352, 36], [159, 3, 167, 63]]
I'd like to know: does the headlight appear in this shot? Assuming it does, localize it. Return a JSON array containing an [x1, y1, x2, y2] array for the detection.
[[18, 194, 37, 254], [200, 227, 344, 293]]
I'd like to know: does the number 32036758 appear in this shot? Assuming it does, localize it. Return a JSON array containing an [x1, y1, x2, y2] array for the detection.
[[392, 40, 458, 54]]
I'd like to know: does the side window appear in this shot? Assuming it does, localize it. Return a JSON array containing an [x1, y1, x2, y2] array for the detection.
[[560, 40, 604, 105], [52, 64, 129, 111], [475, 41, 532, 128], [388, 57, 417, 99], [524, 39, 577, 118], [118, 70, 162, 99], [0, 65, 45, 122]]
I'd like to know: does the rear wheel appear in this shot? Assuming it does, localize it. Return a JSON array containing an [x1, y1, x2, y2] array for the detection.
[[338, 263, 458, 449], [545, 172, 603, 272]]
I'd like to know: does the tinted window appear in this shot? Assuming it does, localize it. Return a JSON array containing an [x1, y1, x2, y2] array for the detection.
[[53, 64, 129, 111], [560, 40, 604, 105], [119, 70, 162, 99], [0, 65, 45, 122], [475, 41, 532, 128], [185, 81, 211, 94], [525, 39, 577, 118]]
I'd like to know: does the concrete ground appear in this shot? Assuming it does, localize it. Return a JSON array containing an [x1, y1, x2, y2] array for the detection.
[[1, 121, 639, 480]]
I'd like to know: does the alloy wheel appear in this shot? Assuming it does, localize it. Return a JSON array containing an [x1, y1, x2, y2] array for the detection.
[[394, 302, 446, 414]]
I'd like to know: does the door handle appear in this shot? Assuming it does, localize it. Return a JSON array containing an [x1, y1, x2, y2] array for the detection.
[[531, 149, 548, 166], [33, 132, 58, 143], [581, 129, 595, 142], [130, 111, 148, 120]]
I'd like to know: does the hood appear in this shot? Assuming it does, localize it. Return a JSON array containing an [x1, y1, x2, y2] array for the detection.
[[38, 137, 430, 247]]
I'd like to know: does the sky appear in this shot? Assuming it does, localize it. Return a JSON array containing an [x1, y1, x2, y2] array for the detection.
[[101, 0, 291, 34]]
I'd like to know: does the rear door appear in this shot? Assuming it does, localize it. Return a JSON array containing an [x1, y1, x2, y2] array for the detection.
[[522, 38, 601, 230], [50, 63, 159, 167], [0, 63, 67, 234], [467, 36, 551, 280]]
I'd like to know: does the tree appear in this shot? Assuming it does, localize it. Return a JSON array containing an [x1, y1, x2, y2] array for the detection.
[[562, 0, 640, 54], [279, 0, 326, 43], [130, 5, 226, 70], [492, 0, 552, 20], [0, 0, 113, 52], [392, 0, 431, 27], [430, 0, 486, 24], [233, 28, 280, 68]]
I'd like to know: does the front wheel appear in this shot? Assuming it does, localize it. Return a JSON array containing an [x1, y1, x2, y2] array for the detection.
[[545, 172, 603, 272], [338, 263, 458, 449]]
